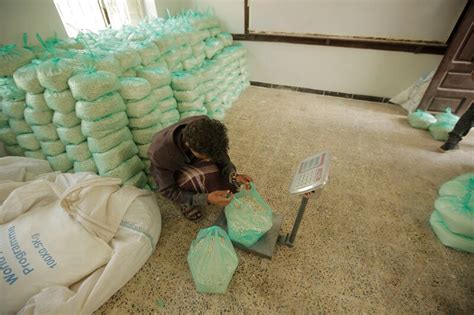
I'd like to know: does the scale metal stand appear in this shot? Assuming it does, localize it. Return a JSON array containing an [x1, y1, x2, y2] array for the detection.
[[215, 151, 330, 259]]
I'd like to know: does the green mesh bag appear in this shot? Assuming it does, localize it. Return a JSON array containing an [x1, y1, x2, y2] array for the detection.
[[430, 210, 474, 253], [112, 47, 141, 70], [25, 149, 46, 160], [76, 92, 126, 121], [429, 121, 455, 141], [57, 125, 85, 144], [93, 139, 138, 174], [131, 124, 162, 144], [121, 68, 137, 78], [17, 133, 40, 151], [40, 140, 65, 156], [76, 51, 121, 76], [87, 127, 133, 153], [126, 95, 156, 118], [119, 77, 152, 101], [53, 111, 81, 128], [209, 27, 221, 37], [192, 42, 205, 56], [103, 155, 145, 182], [24, 107, 53, 125], [204, 99, 222, 112], [0, 44, 34, 76], [408, 110, 437, 129], [129, 108, 162, 129], [137, 143, 150, 159], [434, 194, 474, 238], [9, 118, 32, 135], [130, 41, 161, 66], [123, 171, 148, 188], [66, 141, 92, 162], [47, 152, 73, 172], [31, 124, 59, 141], [137, 66, 171, 89], [26, 93, 49, 111], [37, 57, 77, 92], [44, 89, 76, 113], [174, 85, 203, 102], [153, 85, 173, 102], [2, 100, 25, 119], [0, 112, 9, 128], [178, 96, 205, 112], [439, 173, 474, 199], [171, 71, 202, 91], [187, 226, 238, 294], [81, 112, 129, 138], [157, 97, 177, 112], [224, 183, 273, 247], [435, 108, 459, 125], [69, 69, 120, 101], [74, 157, 98, 174], [5, 144, 25, 156], [13, 62, 44, 94], [216, 32, 233, 47]]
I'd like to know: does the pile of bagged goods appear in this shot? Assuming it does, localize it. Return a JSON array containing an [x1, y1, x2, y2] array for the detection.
[[407, 108, 460, 141], [0, 10, 250, 189]]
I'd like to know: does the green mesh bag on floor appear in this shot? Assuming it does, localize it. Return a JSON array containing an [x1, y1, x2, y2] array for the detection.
[[224, 183, 273, 247], [187, 226, 238, 294], [37, 57, 77, 92], [76, 92, 126, 121], [407, 109, 437, 130], [93, 139, 138, 174], [429, 121, 455, 141], [208, 108, 225, 121], [157, 97, 177, 113], [439, 173, 474, 199], [430, 210, 474, 253], [81, 112, 129, 138], [126, 95, 156, 118], [40, 140, 65, 156], [178, 96, 205, 112], [69, 69, 120, 102], [128, 108, 162, 129], [137, 66, 171, 89], [435, 108, 459, 125], [87, 127, 133, 153], [174, 85, 203, 102], [434, 193, 474, 238], [131, 124, 162, 145]]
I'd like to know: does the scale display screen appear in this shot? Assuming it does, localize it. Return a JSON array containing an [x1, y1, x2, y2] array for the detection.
[[289, 151, 330, 195]]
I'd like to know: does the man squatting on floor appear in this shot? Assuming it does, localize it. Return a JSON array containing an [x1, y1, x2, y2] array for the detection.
[[148, 116, 253, 220]]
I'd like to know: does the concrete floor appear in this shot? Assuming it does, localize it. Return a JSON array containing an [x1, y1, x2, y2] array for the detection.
[[97, 86, 474, 314]]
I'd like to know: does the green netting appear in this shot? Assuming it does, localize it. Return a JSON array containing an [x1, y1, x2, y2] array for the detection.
[[137, 143, 150, 159], [9, 118, 32, 135], [160, 109, 180, 123], [37, 57, 77, 92], [123, 171, 147, 188], [178, 96, 205, 112], [2, 100, 25, 119], [44, 89, 76, 113], [157, 97, 177, 112], [87, 127, 133, 153], [47, 152, 73, 172], [0, 127, 18, 145], [119, 77, 152, 101], [180, 108, 207, 119], [0, 45, 34, 76], [103, 155, 145, 182], [66, 141, 92, 162], [69, 70, 120, 101], [136, 66, 171, 89], [5, 144, 25, 156], [25, 93, 49, 111], [74, 157, 98, 174], [93, 139, 138, 174], [24, 149, 46, 160], [76, 92, 126, 121], [31, 124, 58, 141], [57, 125, 85, 144], [129, 108, 162, 129], [126, 95, 157, 118], [429, 121, 455, 141], [53, 110, 81, 128], [17, 133, 40, 151], [131, 124, 163, 144], [13, 62, 44, 94], [40, 140, 65, 156], [81, 111, 129, 138], [24, 107, 53, 125]]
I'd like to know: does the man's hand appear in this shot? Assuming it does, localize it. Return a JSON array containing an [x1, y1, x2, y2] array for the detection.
[[235, 174, 253, 190], [207, 190, 233, 206]]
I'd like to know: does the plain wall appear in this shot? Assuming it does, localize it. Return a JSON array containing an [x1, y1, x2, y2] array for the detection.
[[0, 0, 67, 46]]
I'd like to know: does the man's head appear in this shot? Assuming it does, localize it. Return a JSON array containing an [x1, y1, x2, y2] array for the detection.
[[183, 118, 229, 161]]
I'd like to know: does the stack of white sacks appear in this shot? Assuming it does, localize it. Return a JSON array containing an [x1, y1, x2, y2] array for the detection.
[[0, 10, 250, 189]]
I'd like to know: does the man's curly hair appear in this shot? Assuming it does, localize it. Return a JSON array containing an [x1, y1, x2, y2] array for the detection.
[[183, 118, 229, 160]]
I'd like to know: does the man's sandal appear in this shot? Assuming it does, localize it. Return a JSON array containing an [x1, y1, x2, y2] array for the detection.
[[180, 205, 203, 221]]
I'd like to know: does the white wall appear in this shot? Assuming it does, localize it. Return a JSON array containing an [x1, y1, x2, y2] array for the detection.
[[0, 0, 67, 46]]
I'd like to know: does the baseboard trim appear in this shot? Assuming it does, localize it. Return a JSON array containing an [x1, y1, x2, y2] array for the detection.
[[250, 81, 389, 103]]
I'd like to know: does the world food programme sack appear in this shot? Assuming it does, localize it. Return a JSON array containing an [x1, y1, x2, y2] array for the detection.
[[187, 226, 238, 294], [224, 183, 273, 247]]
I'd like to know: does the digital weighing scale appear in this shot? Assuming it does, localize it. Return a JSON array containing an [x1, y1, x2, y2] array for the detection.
[[215, 151, 330, 259]]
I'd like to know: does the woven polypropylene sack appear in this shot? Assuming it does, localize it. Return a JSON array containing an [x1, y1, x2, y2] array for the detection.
[[129, 108, 162, 129], [187, 226, 238, 294], [126, 95, 157, 118], [123, 171, 148, 188], [5, 144, 25, 156], [24, 149, 46, 160], [81, 112, 129, 138], [24, 107, 53, 125], [224, 183, 273, 247], [430, 210, 474, 253], [17, 133, 40, 151], [13, 63, 44, 94], [136, 67, 171, 89], [178, 96, 205, 112], [76, 92, 126, 121], [119, 77, 152, 101], [87, 127, 133, 153], [435, 108, 460, 125], [180, 109, 207, 119], [31, 124, 58, 141], [434, 195, 474, 238], [44, 89, 75, 113], [2, 100, 25, 119], [9, 118, 32, 135], [53, 111, 81, 128], [57, 125, 85, 144], [429, 121, 455, 141], [37, 57, 77, 92], [157, 97, 177, 113], [93, 139, 138, 174], [66, 141, 92, 162], [69, 70, 120, 102], [137, 143, 150, 159], [25, 93, 49, 111], [74, 158, 98, 173], [131, 124, 163, 144], [103, 155, 145, 182], [47, 152, 73, 172], [40, 140, 65, 156]]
